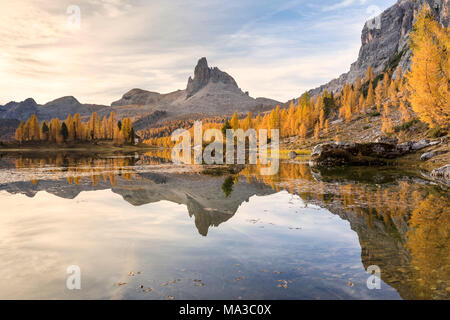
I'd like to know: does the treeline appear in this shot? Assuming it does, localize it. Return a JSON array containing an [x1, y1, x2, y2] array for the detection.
[[15, 112, 135, 145]]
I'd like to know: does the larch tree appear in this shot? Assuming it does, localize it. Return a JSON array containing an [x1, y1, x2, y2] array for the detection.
[[366, 81, 375, 107], [66, 114, 75, 142], [366, 66, 374, 82], [406, 5, 449, 128], [15, 121, 24, 143], [230, 112, 239, 130]]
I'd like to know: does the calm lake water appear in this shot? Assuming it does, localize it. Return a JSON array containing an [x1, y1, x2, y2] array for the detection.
[[0, 151, 448, 300]]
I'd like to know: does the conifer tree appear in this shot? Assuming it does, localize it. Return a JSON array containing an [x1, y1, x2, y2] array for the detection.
[[40, 121, 49, 141], [407, 5, 449, 128], [230, 112, 239, 130]]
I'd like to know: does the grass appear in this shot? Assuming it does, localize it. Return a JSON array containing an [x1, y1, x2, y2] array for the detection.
[[279, 149, 311, 160], [394, 119, 420, 132], [426, 126, 447, 138]]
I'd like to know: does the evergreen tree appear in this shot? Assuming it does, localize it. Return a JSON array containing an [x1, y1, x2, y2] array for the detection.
[[61, 122, 69, 142], [40, 121, 49, 141]]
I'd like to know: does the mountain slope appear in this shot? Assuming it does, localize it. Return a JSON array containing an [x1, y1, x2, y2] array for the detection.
[[309, 0, 449, 96]]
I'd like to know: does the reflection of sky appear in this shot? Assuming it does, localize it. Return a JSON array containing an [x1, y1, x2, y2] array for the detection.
[[0, 189, 400, 299]]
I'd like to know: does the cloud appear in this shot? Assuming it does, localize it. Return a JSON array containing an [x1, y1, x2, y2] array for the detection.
[[0, 0, 397, 105]]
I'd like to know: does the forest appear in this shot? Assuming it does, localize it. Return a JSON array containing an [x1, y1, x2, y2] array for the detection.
[[14, 112, 135, 146]]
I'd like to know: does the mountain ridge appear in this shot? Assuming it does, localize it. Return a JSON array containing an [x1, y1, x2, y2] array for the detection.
[[0, 58, 281, 124]]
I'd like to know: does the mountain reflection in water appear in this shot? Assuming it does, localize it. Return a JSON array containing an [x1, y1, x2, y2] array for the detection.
[[0, 151, 448, 300]]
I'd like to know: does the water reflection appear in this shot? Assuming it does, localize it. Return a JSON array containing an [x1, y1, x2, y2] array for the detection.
[[0, 151, 448, 299]]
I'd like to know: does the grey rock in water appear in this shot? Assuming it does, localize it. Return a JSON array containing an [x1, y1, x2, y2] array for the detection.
[[310, 141, 407, 167], [420, 152, 437, 161], [309, 0, 449, 96]]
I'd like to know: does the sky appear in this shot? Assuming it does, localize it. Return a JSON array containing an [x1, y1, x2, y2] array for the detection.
[[0, 0, 397, 106]]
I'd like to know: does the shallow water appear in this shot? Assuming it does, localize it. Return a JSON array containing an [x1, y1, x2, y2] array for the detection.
[[0, 151, 448, 300]]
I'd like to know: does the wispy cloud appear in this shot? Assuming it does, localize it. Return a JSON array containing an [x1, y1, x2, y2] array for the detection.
[[0, 0, 397, 105]]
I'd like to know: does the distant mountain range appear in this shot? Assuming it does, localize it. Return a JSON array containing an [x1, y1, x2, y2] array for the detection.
[[0, 57, 281, 125]]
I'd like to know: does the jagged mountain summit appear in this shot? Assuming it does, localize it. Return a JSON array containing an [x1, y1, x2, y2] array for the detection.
[[111, 57, 281, 117], [186, 57, 238, 98], [309, 0, 449, 96]]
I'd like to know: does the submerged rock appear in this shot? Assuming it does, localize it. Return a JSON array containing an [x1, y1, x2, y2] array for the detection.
[[310, 142, 406, 167], [288, 151, 298, 159]]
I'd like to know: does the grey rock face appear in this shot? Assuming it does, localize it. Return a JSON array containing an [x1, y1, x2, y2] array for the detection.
[[186, 57, 238, 98], [309, 0, 449, 96]]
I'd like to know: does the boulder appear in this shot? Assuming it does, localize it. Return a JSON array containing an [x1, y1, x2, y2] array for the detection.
[[431, 165, 450, 180], [420, 152, 436, 161], [411, 139, 430, 151], [375, 136, 398, 144], [396, 141, 413, 153], [310, 142, 406, 167]]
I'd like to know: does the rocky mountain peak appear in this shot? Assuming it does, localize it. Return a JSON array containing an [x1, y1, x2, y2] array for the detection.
[[309, 0, 449, 96], [44, 96, 80, 107], [186, 57, 238, 98]]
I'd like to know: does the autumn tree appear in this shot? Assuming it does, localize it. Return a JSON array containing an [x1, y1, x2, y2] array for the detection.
[[66, 114, 75, 142], [15, 121, 24, 144], [407, 5, 450, 128], [230, 112, 239, 130], [366, 66, 374, 82], [366, 81, 375, 107]]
